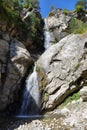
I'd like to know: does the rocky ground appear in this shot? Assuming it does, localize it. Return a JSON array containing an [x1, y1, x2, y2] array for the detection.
[[0, 100, 87, 130], [0, 117, 67, 130]]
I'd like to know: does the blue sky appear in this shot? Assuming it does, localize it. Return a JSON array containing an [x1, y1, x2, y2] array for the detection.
[[39, 0, 78, 18]]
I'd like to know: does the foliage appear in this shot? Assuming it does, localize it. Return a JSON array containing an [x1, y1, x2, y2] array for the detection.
[[0, 0, 22, 22], [23, 0, 40, 11], [75, 5, 83, 12], [0, 0, 23, 10], [0, 0, 40, 13], [75, 0, 87, 10], [59, 91, 80, 108], [0, 0, 41, 43], [52, 37, 59, 44], [0, 3, 18, 25], [43, 93, 49, 102], [26, 13, 40, 39], [67, 18, 87, 34], [75, 4, 85, 21], [63, 9, 69, 15], [75, 0, 86, 21]]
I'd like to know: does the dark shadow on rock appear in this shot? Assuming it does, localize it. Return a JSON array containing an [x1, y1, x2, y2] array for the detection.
[[0, 37, 44, 130], [0, 118, 32, 130], [0, 92, 43, 130]]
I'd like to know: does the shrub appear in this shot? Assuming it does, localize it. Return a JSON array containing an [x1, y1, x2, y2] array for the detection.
[[75, 0, 87, 10], [63, 9, 69, 15], [67, 18, 87, 34], [75, 5, 86, 21], [52, 37, 59, 44], [75, 5, 83, 12], [59, 91, 80, 108]]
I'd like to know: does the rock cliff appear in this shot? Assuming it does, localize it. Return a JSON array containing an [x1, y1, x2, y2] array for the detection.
[[0, 8, 44, 54], [37, 34, 87, 110], [46, 8, 87, 44], [47, 9, 71, 43], [0, 6, 44, 111], [0, 31, 33, 110], [0, 6, 87, 116]]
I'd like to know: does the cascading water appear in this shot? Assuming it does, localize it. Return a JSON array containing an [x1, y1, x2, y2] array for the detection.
[[20, 64, 40, 115], [19, 18, 51, 116], [44, 18, 51, 50]]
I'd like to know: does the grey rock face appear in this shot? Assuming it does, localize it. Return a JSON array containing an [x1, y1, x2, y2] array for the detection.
[[47, 9, 71, 43], [37, 34, 87, 110], [48, 14, 70, 31], [80, 86, 87, 101], [0, 32, 33, 110]]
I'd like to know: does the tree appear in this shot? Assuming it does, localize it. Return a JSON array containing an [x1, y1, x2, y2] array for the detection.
[[23, 0, 40, 11], [0, 0, 22, 10], [75, 0, 86, 21], [75, 0, 87, 10]]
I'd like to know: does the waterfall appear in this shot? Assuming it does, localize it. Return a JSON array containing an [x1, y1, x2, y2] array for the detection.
[[44, 18, 51, 50], [19, 18, 51, 116], [20, 64, 40, 115]]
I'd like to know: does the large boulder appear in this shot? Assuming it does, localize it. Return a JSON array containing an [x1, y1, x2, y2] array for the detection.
[[0, 32, 33, 110], [37, 34, 87, 110]]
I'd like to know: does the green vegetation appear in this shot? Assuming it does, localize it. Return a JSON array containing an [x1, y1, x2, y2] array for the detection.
[[24, 13, 40, 39], [43, 93, 49, 102], [0, 0, 43, 46], [66, 0, 87, 34], [52, 37, 59, 44], [75, 5, 84, 12], [59, 91, 80, 108], [0, 0, 40, 22], [54, 37, 59, 43], [0, 0, 39, 11], [75, 0, 87, 10], [0, 1, 19, 22], [23, 0, 40, 11], [67, 18, 87, 34], [63, 9, 69, 15], [75, 3, 86, 21]]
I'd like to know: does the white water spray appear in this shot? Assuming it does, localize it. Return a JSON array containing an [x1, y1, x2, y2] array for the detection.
[[20, 64, 40, 115], [44, 18, 51, 50]]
